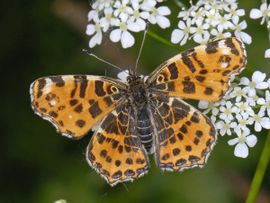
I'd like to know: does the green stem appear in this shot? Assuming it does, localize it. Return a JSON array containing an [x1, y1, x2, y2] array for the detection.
[[245, 131, 270, 203], [147, 31, 181, 51]]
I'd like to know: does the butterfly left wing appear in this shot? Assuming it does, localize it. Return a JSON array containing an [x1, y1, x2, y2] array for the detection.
[[30, 75, 125, 138], [147, 37, 246, 102], [86, 103, 149, 186], [149, 97, 216, 171]]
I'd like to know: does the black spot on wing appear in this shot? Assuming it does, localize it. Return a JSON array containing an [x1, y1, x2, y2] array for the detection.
[[89, 102, 102, 118], [50, 76, 65, 87], [182, 53, 196, 73], [95, 81, 106, 97], [37, 78, 46, 98], [167, 63, 179, 79]]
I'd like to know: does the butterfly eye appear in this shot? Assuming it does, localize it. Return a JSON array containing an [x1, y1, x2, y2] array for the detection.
[[111, 86, 118, 93], [157, 75, 165, 83]]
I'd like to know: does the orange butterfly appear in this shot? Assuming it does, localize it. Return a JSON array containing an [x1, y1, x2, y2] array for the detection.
[[30, 37, 246, 186]]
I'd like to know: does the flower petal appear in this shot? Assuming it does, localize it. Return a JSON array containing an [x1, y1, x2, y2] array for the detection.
[[228, 137, 239, 146], [260, 117, 270, 129], [171, 29, 184, 44], [157, 6, 171, 15], [121, 31, 135, 48], [156, 15, 170, 29], [265, 49, 270, 58], [110, 29, 121, 42], [256, 82, 269, 89], [246, 135, 258, 147], [234, 143, 249, 158], [86, 24, 95, 35], [252, 71, 266, 83], [249, 8, 262, 19]]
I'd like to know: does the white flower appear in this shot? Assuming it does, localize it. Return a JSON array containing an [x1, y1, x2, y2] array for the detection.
[[100, 7, 115, 31], [224, 2, 245, 22], [114, 0, 133, 20], [264, 48, 270, 58], [235, 113, 253, 133], [246, 94, 259, 107], [190, 19, 210, 44], [205, 9, 220, 27], [216, 119, 237, 136], [211, 26, 231, 39], [251, 108, 270, 132], [235, 101, 254, 116], [219, 101, 238, 121], [228, 129, 257, 158], [258, 90, 270, 117], [171, 19, 192, 45], [110, 17, 141, 48], [231, 19, 252, 44], [142, 1, 171, 29], [240, 71, 269, 96], [217, 14, 234, 30], [250, 3, 270, 25], [229, 87, 247, 102], [129, 1, 149, 31], [178, 9, 191, 21], [86, 16, 103, 48], [190, 7, 204, 24], [198, 100, 221, 115]]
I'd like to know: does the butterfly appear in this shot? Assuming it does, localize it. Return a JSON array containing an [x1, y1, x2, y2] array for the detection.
[[30, 37, 246, 186]]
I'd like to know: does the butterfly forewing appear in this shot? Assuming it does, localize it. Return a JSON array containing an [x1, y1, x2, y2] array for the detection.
[[86, 103, 149, 186], [30, 75, 126, 138], [150, 97, 216, 171], [148, 37, 246, 102]]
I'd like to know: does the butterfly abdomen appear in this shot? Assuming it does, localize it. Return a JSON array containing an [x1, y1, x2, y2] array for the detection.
[[137, 107, 154, 154]]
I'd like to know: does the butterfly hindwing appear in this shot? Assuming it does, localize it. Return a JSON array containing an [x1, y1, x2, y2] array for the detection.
[[86, 103, 149, 186], [30, 75, 126, 138], [150, 97, 216, 171], [148, 37, 246, 102]]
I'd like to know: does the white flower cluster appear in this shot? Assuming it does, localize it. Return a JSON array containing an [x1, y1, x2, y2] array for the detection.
[[171, 0, 252, 46], [250, 2, 270, 58], [86, 0, 171, 48], [198, 71, 270, 158]]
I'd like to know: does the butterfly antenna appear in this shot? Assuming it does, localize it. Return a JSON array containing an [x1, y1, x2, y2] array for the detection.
[[82, 49, 123, 71], [134, 24, 149, 74]]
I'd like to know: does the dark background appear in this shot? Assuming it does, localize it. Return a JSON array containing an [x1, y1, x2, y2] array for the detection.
[[1, 0, 269, 202]]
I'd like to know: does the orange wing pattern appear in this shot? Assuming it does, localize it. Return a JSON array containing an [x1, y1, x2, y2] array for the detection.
[[148, 37, 246, 102], [150, 97, 216, 171], [87, 103, 149, 186], [30, 75, 125, 138]]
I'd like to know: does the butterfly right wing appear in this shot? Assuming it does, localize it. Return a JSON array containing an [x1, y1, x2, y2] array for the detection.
[[147, 37, 246, 102], [86, 103, 149, 186], [30, 75, 126, 138]]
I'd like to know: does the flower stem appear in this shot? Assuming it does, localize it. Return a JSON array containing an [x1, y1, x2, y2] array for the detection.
[[147, 31, 181, 51], [245, 131, 270, 203]]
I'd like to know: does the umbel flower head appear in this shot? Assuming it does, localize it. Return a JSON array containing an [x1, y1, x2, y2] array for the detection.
[[86, 0, 171, 48], [171, 0, 251, 45], [198, 71, 270, 158]]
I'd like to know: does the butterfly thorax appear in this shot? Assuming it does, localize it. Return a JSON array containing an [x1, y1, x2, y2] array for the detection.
[[127, 75, 148, 109]]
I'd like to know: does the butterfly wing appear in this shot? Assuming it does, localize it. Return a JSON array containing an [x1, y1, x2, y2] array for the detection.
[[147, 37, 246, 102], [30, 75, 126, 138], [86, 103, 149, 186], [149, 97, 216, 171]]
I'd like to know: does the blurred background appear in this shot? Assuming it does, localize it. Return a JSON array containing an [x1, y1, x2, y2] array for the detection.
[[1, 0, 270, 202]]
